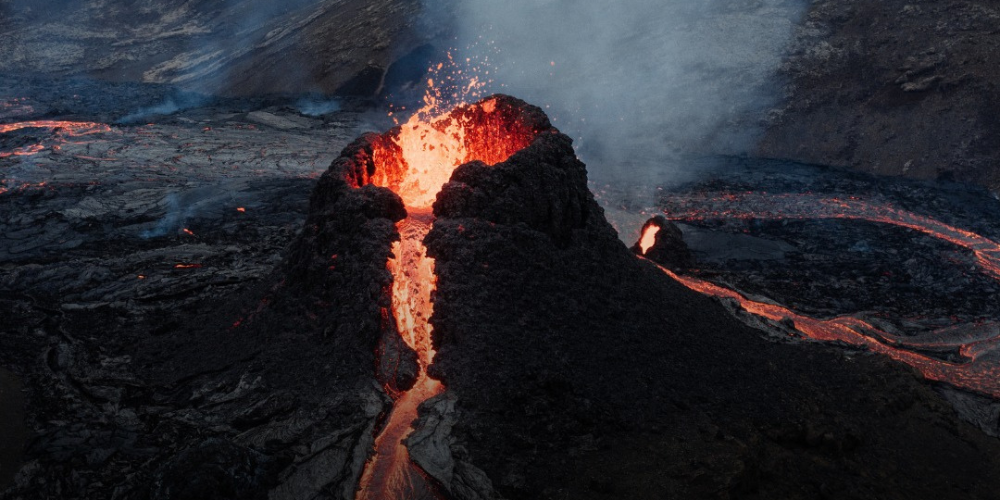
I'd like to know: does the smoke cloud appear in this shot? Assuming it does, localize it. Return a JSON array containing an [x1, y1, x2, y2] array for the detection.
[[435, 0, 807, 183]]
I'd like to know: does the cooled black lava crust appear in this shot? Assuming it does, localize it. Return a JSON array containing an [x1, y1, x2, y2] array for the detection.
[[423, 100, 1000, 499]]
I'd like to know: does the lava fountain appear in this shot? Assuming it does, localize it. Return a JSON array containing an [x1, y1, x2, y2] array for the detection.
[[349, 95, 542, 499], [638, 223, 660, 255]]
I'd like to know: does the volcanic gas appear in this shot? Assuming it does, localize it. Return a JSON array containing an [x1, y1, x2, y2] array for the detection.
[[345, 94, 545, 500]]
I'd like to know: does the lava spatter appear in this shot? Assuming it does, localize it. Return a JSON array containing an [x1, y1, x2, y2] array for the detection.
[[638, 224, 660, 255]]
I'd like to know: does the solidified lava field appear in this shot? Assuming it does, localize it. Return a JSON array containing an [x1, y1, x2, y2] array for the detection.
[[5, 71, 1000, 500]]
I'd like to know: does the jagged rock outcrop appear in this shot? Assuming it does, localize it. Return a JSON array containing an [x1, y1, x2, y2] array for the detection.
[[0, 0, 427, 97], [405, 392, 500, 500], [760, 0, 1000, 192]]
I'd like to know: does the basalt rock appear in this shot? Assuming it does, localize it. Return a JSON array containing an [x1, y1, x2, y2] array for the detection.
[[760, 0, 1000, 192], [423, 102, 1000, 499]]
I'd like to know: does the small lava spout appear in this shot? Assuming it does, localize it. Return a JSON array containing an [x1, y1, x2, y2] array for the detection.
[[352, 92, 542, 499], [638, 224, 660, 255], [641, 191, 1000, 399]]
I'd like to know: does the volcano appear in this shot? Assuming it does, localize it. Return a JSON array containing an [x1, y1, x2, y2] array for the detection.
[[5, 94, 1000, 500]]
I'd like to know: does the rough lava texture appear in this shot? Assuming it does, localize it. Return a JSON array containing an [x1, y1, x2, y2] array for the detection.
[[0, 0, 426, 97], [5, 83, 1000, 499], [629, 216, 695, 270], [759, 0, 1000, 192], [0, 112, 414, 498], [422, 114, 1000, 499], [125, 154, 409, 500]]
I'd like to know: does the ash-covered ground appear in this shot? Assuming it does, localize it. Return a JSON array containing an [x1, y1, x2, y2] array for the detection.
[[4, 80, 1000, 500]]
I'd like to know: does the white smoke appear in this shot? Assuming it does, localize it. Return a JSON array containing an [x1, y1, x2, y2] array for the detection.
[[436, 0, 807, 183]]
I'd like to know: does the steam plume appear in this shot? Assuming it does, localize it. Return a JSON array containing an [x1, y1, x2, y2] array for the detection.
[[431, 0, 807, 183]]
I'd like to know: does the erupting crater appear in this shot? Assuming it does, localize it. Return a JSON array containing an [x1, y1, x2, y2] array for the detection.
[[338, 95, 548, 500]]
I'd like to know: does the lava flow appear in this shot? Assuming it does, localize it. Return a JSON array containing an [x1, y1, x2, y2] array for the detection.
[[0, 120, 112, 158], [662, 192, 1000, 279], [352, 93, 539, 499], [641, 191, 1000, 398]]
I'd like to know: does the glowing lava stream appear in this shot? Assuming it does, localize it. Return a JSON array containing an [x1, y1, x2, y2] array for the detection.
[[354, 93, 538, 499], [0, 120, 112, 158], [639, 192, 1000, 398], [356, 211, 444, 500]]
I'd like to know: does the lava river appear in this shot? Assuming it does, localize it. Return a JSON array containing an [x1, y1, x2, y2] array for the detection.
[[637, 191, 1000, 399], [353, 95, 539, 499]]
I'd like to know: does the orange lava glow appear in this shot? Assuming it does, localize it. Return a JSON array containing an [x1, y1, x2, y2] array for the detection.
[[0, 120, 111, 135], [639, 224, 660, 255], [651, 191, 1000, 398], [356, 213, 443, 500], [0, 120, 111, 158], [370, 97, 535, 209], [355, 88, 539, 497], [663, 193, 1000, 281]]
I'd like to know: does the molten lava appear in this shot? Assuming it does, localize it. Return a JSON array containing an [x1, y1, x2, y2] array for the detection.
[[662, 192, 1000, 280], [370, 97, 536, 209], [646, 191, 1000, 398], [353, 95, 541, 499], [0, 120, 111, 158], [0, 120, 111, 135], [639, 224, 660, 255]]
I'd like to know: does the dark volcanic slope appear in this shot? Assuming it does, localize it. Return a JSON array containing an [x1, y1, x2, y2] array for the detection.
[[0, 0, 422, 97], [760, 0, 1000, 192], [424, 121, 1000, 499]]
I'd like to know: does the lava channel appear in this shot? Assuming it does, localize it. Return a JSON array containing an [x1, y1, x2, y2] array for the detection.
[[352, 95, 540, 500], [639, 191, 1000, 398]]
